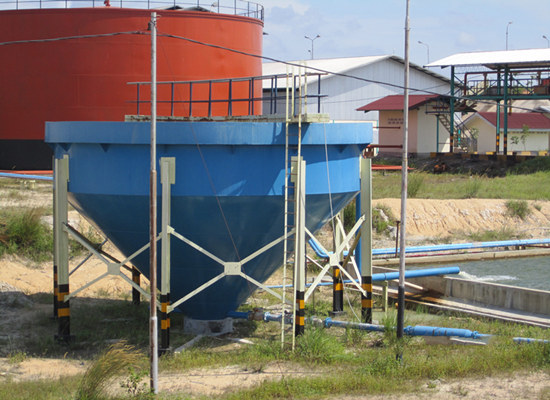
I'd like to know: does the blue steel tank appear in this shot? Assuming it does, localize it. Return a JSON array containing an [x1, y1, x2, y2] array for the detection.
[[46, 120, 372, 319]]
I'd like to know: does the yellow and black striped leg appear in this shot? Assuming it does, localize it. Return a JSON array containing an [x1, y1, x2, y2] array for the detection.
[[160, 293, 170, 354], [295, 290, 305, 336], [361, 276, 373, 323], [56, 284, 71, 342], [132, 267, 141, 306], [53, 264, 58, 318], [332, 265, 344, 315]]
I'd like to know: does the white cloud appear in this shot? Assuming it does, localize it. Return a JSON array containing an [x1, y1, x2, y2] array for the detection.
[[457, 32, 477, 47]]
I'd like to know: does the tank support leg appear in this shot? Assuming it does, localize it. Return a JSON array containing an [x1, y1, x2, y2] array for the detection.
[[292, 156, 306, 337], [331, 265, 344, 314], [360, 155, 373, 323], [54, 155, 72, 342], [132, 267, 141, 305], [160, 157, 175, 354]]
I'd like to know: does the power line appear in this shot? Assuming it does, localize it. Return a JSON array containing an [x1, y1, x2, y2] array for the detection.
[[0, 29, 546, 113], [0, 30, 147, 45]]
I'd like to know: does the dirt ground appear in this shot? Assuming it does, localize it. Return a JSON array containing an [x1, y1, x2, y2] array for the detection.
[[1, 179, 550, 398]]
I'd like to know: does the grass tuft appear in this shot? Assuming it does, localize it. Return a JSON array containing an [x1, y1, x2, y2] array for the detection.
[[505, 200, 531, 220], [407, 173, 424, 198], [75, 341, 145, 400], [294, 327, 346, 364], [467, 226, 521, 242], [0, 208, 52, 262], [463, 177, 482, 198]]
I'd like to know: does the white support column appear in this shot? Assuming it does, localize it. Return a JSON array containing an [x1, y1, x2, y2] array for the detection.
[[54, 155, 71, 341], [361, 154, 373, 323], [292, 156, 306, 338], [160, 157, 175, 353]]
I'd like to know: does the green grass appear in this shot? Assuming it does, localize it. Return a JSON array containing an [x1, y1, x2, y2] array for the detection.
[[2, 300, 549, 399], [373, 170, 550, 200], [0, 208, 53, 262], [467, 227, 524, 242], [505, 199, 531, 220]]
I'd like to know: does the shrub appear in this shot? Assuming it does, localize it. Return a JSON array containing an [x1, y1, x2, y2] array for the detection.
[[510, 157, 550, 174], [407, 174, 424, 198], [0, 208, 52, 262], [342, 200, 356, 232], [505, 200, 531, 220]]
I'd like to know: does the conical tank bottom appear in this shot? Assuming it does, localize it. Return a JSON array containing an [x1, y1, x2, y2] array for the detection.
[[46, 120, 372, 319]]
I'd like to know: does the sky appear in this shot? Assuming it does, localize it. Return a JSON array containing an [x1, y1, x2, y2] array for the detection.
[[260, 0, 550, 68]]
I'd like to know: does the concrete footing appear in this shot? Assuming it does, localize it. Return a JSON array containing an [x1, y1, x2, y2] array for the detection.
[[183, 317, 234, 336]]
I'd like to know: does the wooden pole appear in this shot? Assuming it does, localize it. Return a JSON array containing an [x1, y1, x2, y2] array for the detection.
[[397, 0, 411, 345], [149, 11, 159, 395]]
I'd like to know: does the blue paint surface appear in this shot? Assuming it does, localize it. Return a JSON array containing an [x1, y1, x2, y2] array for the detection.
[[46, 120, 372, 319]]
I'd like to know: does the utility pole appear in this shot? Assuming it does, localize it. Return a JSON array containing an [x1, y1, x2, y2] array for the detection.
[[506, 21, 512, 50], [149, 11, 159, 395], [397, 0, 410, 353], [305, 34, 320, 59]]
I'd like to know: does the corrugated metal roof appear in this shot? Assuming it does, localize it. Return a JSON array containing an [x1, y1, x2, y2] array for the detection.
[[428, 48, 550, 69], [262, 55, 450, 89], [470, 112, 550, 130], [357, 94, 443, 112]]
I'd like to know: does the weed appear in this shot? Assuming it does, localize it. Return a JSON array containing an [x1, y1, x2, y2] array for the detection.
[[373, 204, 396, 234], [0, 208, 52, 262], [294, 327, 345, 364], [534, 203, 542, 212], [76, 341, 145, 400], [7, 350, 27, 364], [453, 384, 469, 397], [467, 226, 520, 242], [120, 367, 151, 399], [505, 200, 531, 220], [342, 200, 356, 232], [463, 178, 482, 198], [510, 156, 550, 174], [407, 173, 424, 198]]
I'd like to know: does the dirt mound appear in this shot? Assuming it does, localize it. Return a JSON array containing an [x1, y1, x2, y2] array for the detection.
[[374, 198, 550, 241]]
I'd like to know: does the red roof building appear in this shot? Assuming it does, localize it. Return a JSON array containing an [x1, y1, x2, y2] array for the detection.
[[357, 94, 455, 154], [463, 112, 550, 153]]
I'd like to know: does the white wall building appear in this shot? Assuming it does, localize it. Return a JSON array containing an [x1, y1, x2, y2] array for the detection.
[[262, 56, 451, 129]]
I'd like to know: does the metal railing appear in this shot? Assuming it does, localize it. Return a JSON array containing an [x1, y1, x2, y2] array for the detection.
[[462, 69, 550, 98], [0, 0, 264, 20], [128, 73, 326, 118]]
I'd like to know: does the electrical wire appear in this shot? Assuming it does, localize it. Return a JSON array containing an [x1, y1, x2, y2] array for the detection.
[[0, 28, 547, 114], [0, 30, 146, 45]]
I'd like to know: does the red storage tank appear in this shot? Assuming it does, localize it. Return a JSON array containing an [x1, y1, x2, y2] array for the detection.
[[0, 5, 263, 169]]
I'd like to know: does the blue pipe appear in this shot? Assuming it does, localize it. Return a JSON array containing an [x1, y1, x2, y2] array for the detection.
[[403, 325, 490, 340], [372, 238, 550, 256], [324, 317, 385, 333], [0, 172, 53, 181], [513, 337, 550, 344], [324, 318, 489, 340], [228, 312, 489, 340], [227, 311, 249, 320], [266, 266, 460, 289], [308, 237, 550, 259]]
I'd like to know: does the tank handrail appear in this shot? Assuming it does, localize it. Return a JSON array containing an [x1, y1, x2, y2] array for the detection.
[[128, 73, 328, 86], [0, 0, 264, 21], [127, 73, 327, 118]]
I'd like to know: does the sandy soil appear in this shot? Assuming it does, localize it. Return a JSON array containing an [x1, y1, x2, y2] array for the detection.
[[1, 179, 550, 398], [375, 198, 550, 240]]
